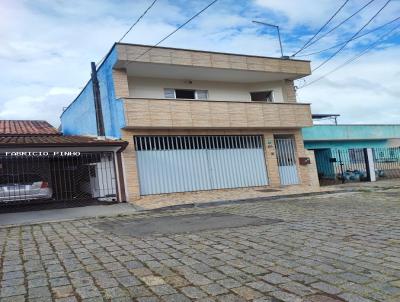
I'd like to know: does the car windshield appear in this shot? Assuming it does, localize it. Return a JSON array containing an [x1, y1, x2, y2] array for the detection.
[[0, 174, 42, 185]]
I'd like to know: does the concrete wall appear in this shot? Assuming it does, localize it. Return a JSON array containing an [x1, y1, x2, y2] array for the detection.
[[61, 46, 125, 138], [389, 139, 400, 147], [128, 77, 287, 102]]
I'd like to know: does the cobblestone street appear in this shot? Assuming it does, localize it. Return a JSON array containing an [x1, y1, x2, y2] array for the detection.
[[1, 183, 400, 302]]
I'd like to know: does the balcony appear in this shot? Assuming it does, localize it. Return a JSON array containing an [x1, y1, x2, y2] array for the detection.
[[123, 98, 312, 130], [115, 43, 311, 82]]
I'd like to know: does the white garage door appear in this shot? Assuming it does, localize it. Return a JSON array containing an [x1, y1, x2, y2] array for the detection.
[[135, 135, 268, 195]]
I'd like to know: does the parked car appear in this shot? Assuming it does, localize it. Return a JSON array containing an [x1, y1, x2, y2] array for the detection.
[[0, 173, 52, 203]]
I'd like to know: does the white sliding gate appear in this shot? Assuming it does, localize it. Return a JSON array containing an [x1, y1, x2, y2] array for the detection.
[[274, 136, 299, 185], [135, 135, 268, 195]]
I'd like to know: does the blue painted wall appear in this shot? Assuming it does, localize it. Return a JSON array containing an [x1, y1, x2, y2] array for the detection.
[[60, 81, 98, 136], [304, 125, 400, 180], [61, 45, 125, 138]]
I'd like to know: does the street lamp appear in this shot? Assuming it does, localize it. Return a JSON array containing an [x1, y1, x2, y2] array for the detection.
[[252, 20, 285, 58]]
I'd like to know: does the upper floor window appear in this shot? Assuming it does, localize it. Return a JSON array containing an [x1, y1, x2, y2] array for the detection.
[[164, 88, 208, 100], [250, 91, 274, 102]]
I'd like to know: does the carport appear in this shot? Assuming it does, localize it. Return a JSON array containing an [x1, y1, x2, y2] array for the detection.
[[0, 120, 127, 208]]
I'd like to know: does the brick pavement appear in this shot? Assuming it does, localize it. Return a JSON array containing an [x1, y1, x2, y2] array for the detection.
[[0, 183, 399, 301]]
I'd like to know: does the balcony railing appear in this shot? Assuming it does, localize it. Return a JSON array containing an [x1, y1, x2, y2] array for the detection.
[[123, 98, 312, 129]]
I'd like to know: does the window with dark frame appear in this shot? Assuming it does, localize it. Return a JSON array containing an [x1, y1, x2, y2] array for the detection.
[[250, 91, 274, 102], [175, 89, 195, 99]]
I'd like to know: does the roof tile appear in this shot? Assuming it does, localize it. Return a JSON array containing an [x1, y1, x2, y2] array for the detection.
[[0, 135, 127, 147], [0, 120, 59, 135]]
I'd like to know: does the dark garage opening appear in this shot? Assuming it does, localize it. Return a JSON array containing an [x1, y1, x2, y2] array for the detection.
[[0, 152, 118, 211]]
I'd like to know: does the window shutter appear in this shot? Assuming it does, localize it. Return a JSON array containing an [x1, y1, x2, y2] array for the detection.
[[196, 90, 208, 100], [164, 88, 175, 99]]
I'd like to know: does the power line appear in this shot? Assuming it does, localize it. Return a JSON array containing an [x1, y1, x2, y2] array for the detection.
[[118, 0, 159, 42], [297, 16, 400, 57], [299, 23, 399, 89], [96, 0, 159, 66], [129, 0, 219, 63], [292, 0, 350, 56], [312, 0, 392, 72], [298, 0, 376, 53]]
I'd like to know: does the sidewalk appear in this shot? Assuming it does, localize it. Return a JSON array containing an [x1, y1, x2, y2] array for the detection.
[[0, 203, 139, 227], [132, 185, 336, 210]]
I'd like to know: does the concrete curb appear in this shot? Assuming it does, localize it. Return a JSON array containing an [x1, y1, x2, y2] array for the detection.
[[0, 203, 141, 229], [0, 189, 350, 228], [0, 217, 91, 229]]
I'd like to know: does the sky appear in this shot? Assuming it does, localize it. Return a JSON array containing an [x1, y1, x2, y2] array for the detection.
[[1, 0, 399, 126]]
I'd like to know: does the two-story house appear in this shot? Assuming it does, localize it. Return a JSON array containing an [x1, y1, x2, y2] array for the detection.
[[61, 43, 318, 200]]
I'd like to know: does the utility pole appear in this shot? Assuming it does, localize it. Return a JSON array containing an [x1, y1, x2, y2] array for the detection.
[[252, 20, 285, 58], [91, 62, 105, 137]]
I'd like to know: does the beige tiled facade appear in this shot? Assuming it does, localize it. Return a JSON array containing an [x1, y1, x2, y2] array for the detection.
[[123, 98, 312, 130], [112, 69, 129, 98], [116, 44, 311, 76], [109, 44, 318, 202], [120, 128, 319, 201]]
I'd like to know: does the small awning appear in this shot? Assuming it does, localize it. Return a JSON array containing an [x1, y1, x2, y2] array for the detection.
[[0, 135, 128, 151]]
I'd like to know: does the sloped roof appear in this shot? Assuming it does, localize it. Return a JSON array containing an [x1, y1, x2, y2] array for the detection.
[[0, 135, 127, 148], [0, 120, 59, 136]]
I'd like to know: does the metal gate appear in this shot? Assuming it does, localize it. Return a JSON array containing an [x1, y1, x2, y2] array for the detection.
[[274, 136, 299, 185], [0, 152, 117, 204], [373, 147, 400, 179], [134, 135, 268, 195], [313, 147, 400, 186], [314, 148, 368, 185]]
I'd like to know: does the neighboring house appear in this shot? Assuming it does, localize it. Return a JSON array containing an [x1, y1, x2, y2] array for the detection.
[[61, 43, 319, 199], [302, 120, 400, 183], [303, 124, 400, 150], [0, 120, 127, 203]]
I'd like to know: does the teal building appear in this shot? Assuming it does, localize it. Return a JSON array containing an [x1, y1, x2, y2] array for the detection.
[[302, 124, 400, 182], [302, 124, 400, 150]]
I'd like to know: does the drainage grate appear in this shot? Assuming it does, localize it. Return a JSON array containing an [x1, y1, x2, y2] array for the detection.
[[257, 188, 281, 193], [92, 213, 283, 236]]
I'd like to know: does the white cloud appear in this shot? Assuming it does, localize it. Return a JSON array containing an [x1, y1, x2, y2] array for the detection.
[[297, 45, 400, 124], [0, 0, 399, 126], [254, 0, 400, 29], [254, 0, 341, 28], [0, 87, 80, 127]]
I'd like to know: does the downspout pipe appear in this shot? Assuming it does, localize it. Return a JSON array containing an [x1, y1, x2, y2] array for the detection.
[[91, 62, 105, 137], [115, 142, 128, 202]]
